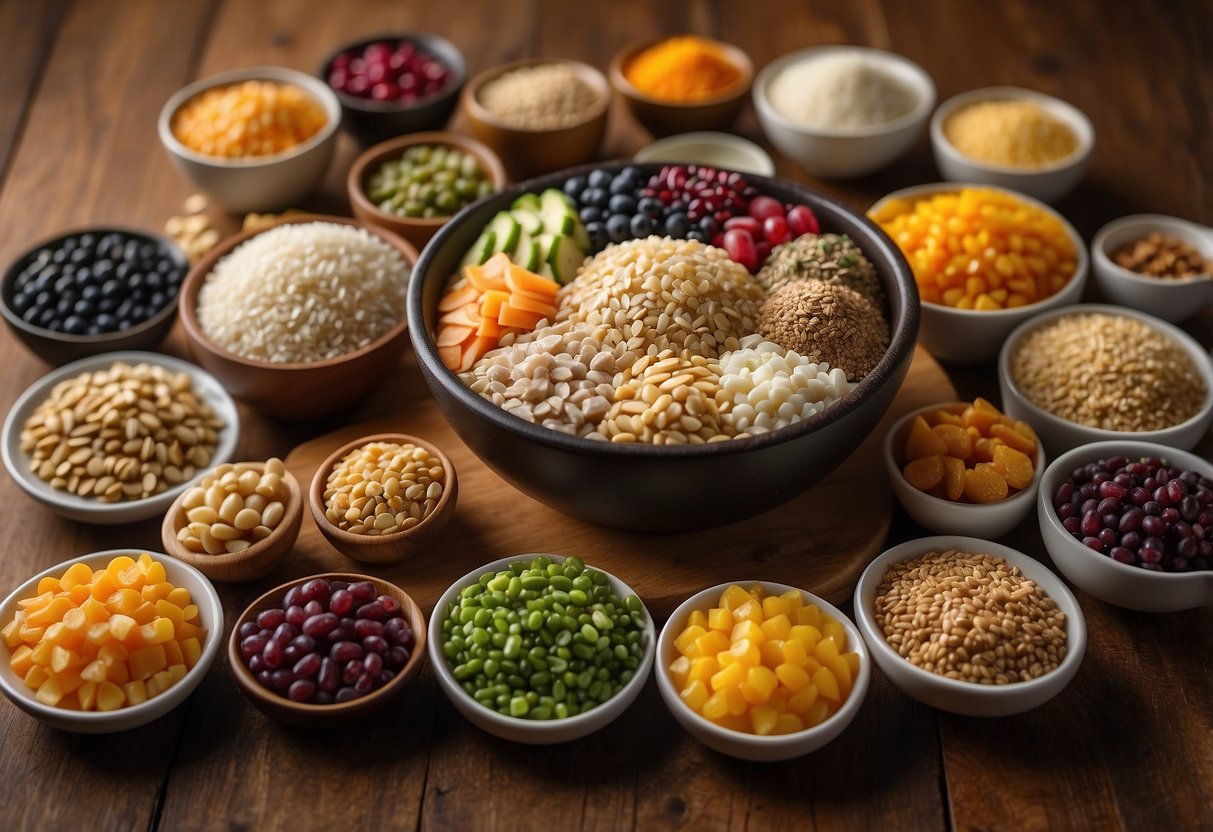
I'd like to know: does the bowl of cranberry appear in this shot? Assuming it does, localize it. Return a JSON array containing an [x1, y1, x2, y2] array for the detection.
[[318, 33, 466, 145], [1038, 440, 1213, 612]]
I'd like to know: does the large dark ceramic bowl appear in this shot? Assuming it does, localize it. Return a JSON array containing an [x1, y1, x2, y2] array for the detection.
[[407, 162, 919, 531]]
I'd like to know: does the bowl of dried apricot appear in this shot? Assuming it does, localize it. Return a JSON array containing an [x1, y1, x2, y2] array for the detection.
[[883, 397, 1044, 537]]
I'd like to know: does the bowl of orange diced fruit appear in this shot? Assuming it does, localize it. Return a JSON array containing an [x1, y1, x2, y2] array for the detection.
[[0, 549, 222, 733], [883, 397, 1045, 537]]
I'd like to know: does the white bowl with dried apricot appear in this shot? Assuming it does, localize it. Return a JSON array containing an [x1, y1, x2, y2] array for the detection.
[[655, 581, 869, 761], [883, 397, 1044, 537], [0, 549, 222, 733]]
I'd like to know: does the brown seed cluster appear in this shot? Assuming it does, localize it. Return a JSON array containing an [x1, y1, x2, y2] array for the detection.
[[1010, 312, 1206, 431], [20, 362, 225, 502], [175, 459, 289, 555], [758, 280, 889, 380], [755, 233, 884, 307], [323, 441, 444, 535], [597, 350, 735, 444], [874, 550, 1067, 685], [1113, 232, 1211, 280]]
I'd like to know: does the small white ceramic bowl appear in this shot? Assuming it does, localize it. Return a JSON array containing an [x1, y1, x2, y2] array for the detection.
[[1, 350, 240, 524], [753, 46, 935, 179], [1091, 214, 1213, 323], [1038, 440, 1213, 612], [428, 554, 655, 744], [883, 402, 1046, 538], [930, 87, 1093, 203], [0, 549, 223, 733], [655, 581, 869, 761], [869, 182, 1089, 365], [633, 131, 775, 177], [158, 66, 341, 213], [853, 535, 1085, 717], [998, 303, 1213, 456]]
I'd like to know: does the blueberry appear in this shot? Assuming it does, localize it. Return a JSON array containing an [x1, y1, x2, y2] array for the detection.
[[629, 214, 653, 237], [698, 216, 719, 235], [585, 222, 608, 251], [580, 206, 603, 224], [637, 197, 662, 217], [669, 200, 687, 214], [587, 170, 613, 189], [608, 194, 636, 215], [563, 176, 587, 198], [580, 187, 608, 208], [606, 214, 631, 243], [11, 291, 30, 313], [665, 212, 690, 238], [686, 228, 710, 244], [63, 316, 86, 335], [95, 313, 117, 331], [619, 166, 643, 184], [608, 175, 636, 195]]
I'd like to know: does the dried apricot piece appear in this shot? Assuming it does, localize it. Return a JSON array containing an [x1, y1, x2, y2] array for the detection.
[[903, 456, 945, 492], [992, 444, 1035, 490], [972, 437, 1001, 464], [930, 408, 965, 427], [932, 423, 974, 460], [964, 464, 1010, 503], [905, 416, 948, 461], [990, 423, 1037, 456], [962, 404, 999, 434], [941, 456, 966, 500]]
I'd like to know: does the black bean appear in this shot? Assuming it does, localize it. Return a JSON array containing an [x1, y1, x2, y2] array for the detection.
[[606, 214, 630, 243], [608, 194, 636, 215]]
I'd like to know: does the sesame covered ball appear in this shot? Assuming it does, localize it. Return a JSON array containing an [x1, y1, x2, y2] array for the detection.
[[756, 233, 884, 308], [758, 280, 889, 381]]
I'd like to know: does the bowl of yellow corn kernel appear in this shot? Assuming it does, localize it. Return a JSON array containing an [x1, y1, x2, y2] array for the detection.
[[158, 66, 341, 214], [869, 183, 1088, 366], [655, 580, 869, 761]]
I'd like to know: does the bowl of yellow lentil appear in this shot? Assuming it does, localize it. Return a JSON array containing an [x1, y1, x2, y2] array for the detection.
[[930, 87, 1093, 204], [869, 182, 1088, 366], [158, 66, 341, 214], [853, 535, 1086, 717]]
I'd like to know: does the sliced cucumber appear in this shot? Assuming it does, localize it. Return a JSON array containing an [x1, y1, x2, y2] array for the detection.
[[545, 234, 587, 284], [539, 188, 576, 236], [514, 230, 541, 272], [511, 193, 542, 212], [461, 228, 496, 267], [569, 215, 590, 252], [510, 208, 544, 235], [486, 211, 521, 255]]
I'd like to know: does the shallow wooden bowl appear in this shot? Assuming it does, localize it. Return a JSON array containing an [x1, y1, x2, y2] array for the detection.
[[308, 432, 458, 564], [347, 131, 507, 250], [609, 36, 753, 138], [160, 461, 303, 583], [228, 572, 427, 725], [177, 214, 417, 420]]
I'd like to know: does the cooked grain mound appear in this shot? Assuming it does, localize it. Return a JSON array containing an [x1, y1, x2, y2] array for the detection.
[[759, 281, 889, 381], [756, 232, 884, 307]]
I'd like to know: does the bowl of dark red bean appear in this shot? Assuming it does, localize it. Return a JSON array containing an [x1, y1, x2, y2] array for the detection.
[[227, 573, 428, 725], [0, 227, 187, 366], [319, 33, 466, 145], [1038, 440, 1213, 612]]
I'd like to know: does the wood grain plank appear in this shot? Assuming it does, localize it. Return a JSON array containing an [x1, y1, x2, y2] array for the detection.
[[0, 0, 65, 185]]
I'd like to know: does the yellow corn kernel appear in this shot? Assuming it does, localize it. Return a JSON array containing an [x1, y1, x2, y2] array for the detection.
[[123, 680, 148, 706], [687, 630, 729, 659], [701, 689, 730, 720], [24, 664, 50, 690], [107, 659, 130, 685], [141, 560, 167, 585], [759, 613, 792, 641], [34, 578, 59, 595], [150, 669, 175, 698], [718, 584, 754, 611], [50, 645, 82, 673], [181, 605, 199, 623], [823, 619, 848, 649], [729, 619, 765, 646], [62, 607, 87, 632], [106, 589, 143, 616], [36, 676, 68, 706], [760, 639, 786, 667], [78, 681, 98, 711], [166, 587, 192, 608], [685, 609, 709, 631], [739, 665, 779, 705], [131, 602, 158, 627], [715, 649, 737, 669], [59, 562, 94, 590], [775, 662, 811, 693], [155, 600, 185, 632], [673, 624, 707, 654], [814, 634, 843, 665], [813, 666, 841, 702], [773, 713, 805, 735], [129, 644, 167, 681], [96, 681, 126, 711], [177, 622, 204, 642], [789, 624, 822, 652], [710, 661, 745, 691], [80, 658, 108, 684], [25, 596, 74, 628], [141, 582, 174, 604], [787, 682, 819, 715], [731, 599, 763, 624], [781, 637, 809, 667], [687, 656, 718, 685], [9, 644, 34, 677], [728, 638, 761, 668], [803, 697, 831, 728], [722, 685, 747, 716], [97, 641, 129, 666], [1, 617, 21, 649], [180, 637, 202, 668], [707, 607, 734, 632], [107, 614, 137, 643], [85, 622, 114, 646], [167, 664, 188, 685], [795, 604, 822, 628], [680, 679, 709, 712], [30, 640, 54, 667], [761, 596, 792, 620], [668, 656, 691, 689], [750, 704, 779, 736], [80, 596, 111, 624], [89, 571, 119, 602]]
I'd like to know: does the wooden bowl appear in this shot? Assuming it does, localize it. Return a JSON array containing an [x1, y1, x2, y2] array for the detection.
[[308, 432, 457, 564], [608, 37, 753, 138], [461, 58, 609, 180], [160, 461, 304, 583], [347, 132, 507, 250], [227, 572, 427, 725], [177, 214, 417, 420]]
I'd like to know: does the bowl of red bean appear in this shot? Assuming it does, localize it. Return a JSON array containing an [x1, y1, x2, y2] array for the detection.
[[1, 227, 187, 367], [1038, 440, 1213, 612], [319, 33, 466, 145], [228, 573, 427, 724]]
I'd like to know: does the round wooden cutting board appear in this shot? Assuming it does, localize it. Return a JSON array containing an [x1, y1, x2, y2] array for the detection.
[[285, 346, 955, 616]]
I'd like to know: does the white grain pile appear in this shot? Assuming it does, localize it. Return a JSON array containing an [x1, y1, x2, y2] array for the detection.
[[197, 222, 409, 364], [767, 52, 917, 130], [717, 335, 854, 434]]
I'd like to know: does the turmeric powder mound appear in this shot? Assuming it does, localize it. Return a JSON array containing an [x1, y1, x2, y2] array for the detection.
[[624, 36, 744, 103]]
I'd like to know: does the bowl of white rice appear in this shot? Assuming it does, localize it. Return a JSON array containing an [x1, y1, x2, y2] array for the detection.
[[179, 216, 417, 419], [753, 46, 935, 179]]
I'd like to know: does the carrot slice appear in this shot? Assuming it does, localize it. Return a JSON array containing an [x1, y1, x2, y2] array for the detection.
[[506, 291, 558, 318], [438, 284, 479, 312], [480, 289, 510, 319], [439, 302, 481, 328], [458, 335, 498, 372], [439, 344, 463, 370], [505, 264, 559, 297], [476, 317, 505, 339], [498, 303, 545, 329], [436, 324, 475, 347]]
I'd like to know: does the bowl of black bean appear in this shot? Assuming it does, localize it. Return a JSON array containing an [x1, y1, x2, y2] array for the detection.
[[1, 227, 188, 367]]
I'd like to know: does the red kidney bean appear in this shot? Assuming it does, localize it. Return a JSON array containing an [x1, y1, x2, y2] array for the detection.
[[288, 680, 317, 703], [254, 608, 284, 630], [303, 613, 339, 639], [353, 618, 385, 639], [285, 605, 307, 628], [385, 646, 410, 670], [293, 653, 321, 679], [362, 635, 388, 655], [271, 669, 295, 691], [282, 586, 303, 609], [349, 581, 377, 601], [335, 687, 358, 703], [263, 639, 285, 669], [240, 634, 268, 659], [302, 578, 331, 606], [342, 660, 363, 685], [331, 641, 363, 663], [330, 589, 353, 616], [377, 595, 400, 616], [357, 601, 386, 621], [363, 652, 383, 676], [354, 673, 375, 695], [318, 657, 338, 693]]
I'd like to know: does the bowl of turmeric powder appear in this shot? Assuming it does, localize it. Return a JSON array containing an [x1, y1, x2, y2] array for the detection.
[[609, 35, 753, 137]]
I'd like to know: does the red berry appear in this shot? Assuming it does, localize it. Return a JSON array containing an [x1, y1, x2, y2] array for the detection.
[[371, 82, 399, 101], [723, 216, 762, 236], [712, 232, 727, 248], [723, 229, 759, 272], [755, 240, 773, 263], [748, 195, 785, 221], [763, 215, 792, 246], [787, 204, 820, 236]]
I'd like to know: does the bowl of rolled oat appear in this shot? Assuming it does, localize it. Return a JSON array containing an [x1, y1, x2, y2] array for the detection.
[[998, 304, 1213, 456], [407, 162, 920, 531]]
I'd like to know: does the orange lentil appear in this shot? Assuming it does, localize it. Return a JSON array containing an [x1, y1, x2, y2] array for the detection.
[[624, 36, 743, 103], [869, 188, 1077, 310], [172, 80, 327, 159]]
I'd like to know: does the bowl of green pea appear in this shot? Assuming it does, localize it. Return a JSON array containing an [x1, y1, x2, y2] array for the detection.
[[427, 553, 655, 744], [348, 131, 508, 249]]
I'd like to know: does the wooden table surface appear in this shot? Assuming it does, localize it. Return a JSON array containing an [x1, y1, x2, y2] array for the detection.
[[1, 1, 1211, 830]]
